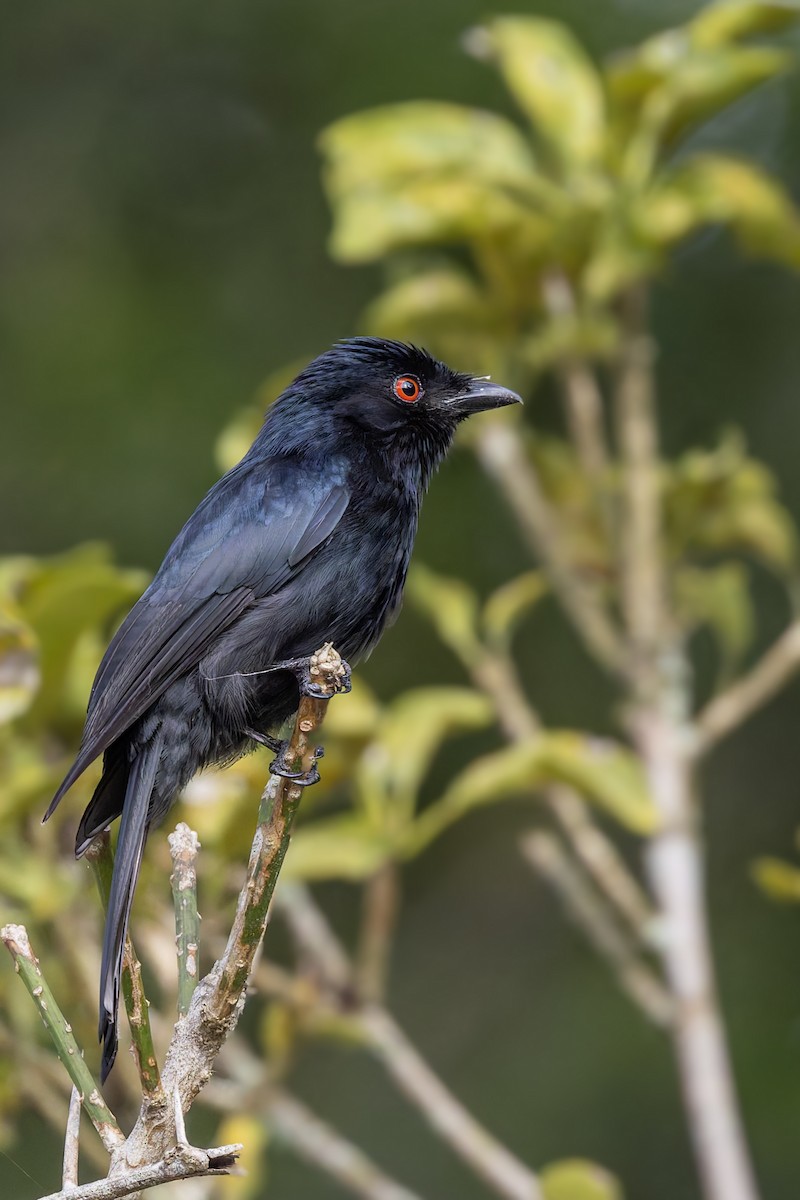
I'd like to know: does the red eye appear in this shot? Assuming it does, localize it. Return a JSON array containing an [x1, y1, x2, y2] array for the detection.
[[393, 375, 422, 404]]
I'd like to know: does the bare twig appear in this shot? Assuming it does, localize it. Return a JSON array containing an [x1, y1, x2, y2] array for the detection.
[[119, 644, 349, 1170], [614, 290, 663, 689], [0, 924, 123, 1153], [38, 1142, 242, 1200], [471, 648, 655, 940], [270, 1090, 423, 1200], [361, 1008, 541, 1200], [62, 1086, 82, 1190], [542, 271, 610, 485], [277, 885, 542, 1200], [474, 420, 625, 677], [85, 834, 163, 1100], [694, 620, 800, 756], [168, 823, 201, 1017], [356, 863, 401, 1004], [521, 832, 672, 1026]]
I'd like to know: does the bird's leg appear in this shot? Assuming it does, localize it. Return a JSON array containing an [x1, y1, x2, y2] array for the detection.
[[248, 651, 351, 786], [244, 728, 283, 753]]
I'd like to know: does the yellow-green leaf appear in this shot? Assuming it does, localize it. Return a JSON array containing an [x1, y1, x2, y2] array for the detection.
[[284, 814, 391, 882], [482, 571, 548, 651], [364, 268, 494, 341], [674, 563, 754, 665], [214, 1114, 268, 1199], [0, 606, 39, 724], [477, 18, 606, 168], [405, 732, 656, 856], [691, 1, 800, 49], [542, 1159, 624, 1200], [406, 563, 481, 661], [320, 102, 543, 263], [635, 154, 800, 269], [521, 311, 621, 371], [537, 733, 657, 834], [356, 686, 494, 827], [751, 856, 800, 902]]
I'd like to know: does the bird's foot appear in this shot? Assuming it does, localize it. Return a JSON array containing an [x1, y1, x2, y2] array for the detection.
[[268, 741, 324, 788], [270, 648, 352, 699]]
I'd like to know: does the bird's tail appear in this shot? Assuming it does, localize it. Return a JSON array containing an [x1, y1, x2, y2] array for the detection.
[[96, 731, 163, 1082]]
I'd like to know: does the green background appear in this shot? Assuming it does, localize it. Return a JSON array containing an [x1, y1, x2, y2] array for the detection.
[[2, 2, 800, 1197]]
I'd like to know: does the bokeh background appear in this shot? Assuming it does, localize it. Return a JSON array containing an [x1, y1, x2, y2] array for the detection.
[[2, 2, 800, 1197]]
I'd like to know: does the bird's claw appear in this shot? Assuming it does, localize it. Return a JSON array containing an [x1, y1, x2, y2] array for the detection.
[[270, 650, 352, 699], [268, 740, 323, 787]]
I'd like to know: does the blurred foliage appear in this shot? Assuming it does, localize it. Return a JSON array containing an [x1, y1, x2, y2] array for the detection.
[[4, 4, 800, 1198]]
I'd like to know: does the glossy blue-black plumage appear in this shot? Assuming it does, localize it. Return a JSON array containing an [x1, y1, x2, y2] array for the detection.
[[45, 337, 520, 1080]]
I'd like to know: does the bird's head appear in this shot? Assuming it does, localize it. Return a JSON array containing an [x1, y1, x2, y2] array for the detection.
[[275, 338, 521, 439]]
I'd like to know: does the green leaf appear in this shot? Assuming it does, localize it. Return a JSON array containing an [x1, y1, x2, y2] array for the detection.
[[674, 563, 754, 667], [476, 18, 606, 169], [322, 675, 382, 740], [356, 687, 494, 827], [635, 154, 800, 269], [406, 563, 481, 662], [665, 435, 798, 572], [521, 311, 621, 371], [542, 1159, 624, 1200], [364, 268, 494, 340], [691, 1, 800, 49], [482, 571, 548, 651], [405, 732, 656, 856], [18, 545, 148, 725], [537, 733, 657, 834], [284, 814, 391, 882], [0, 605, 39, 724], [320, 102, 543, 263], [751, 856, 800, 902]]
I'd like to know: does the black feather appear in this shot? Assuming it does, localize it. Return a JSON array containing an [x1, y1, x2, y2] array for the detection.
[[45, 337, 520, 1078]]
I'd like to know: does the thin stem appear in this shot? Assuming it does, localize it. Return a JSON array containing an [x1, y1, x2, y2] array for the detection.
[[168, 823, 201, 1017], [474, 420, 626, 677], [277, 885, 541, 1200], [270, 1091, 423, 1200], [694, 620, 800, 756], [361, 1008, 541, 1200], [356, 862, 401, 1004], [521, 832, 672, 1026], [38, 1142, 241, 1200], [0, 924, 123, 1154], [63, 1086, 82, 1190], [85, 833, 163, 1100], [542, 272, 610, 484], [119, 644, 349, 1170], [614, 289, 663, 693]]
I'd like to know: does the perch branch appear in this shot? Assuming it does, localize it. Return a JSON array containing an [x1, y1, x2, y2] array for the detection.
[[118, 643, 349, 1170], [38, 1141, 242, 1200], [168, 823, 201, 1017], [0, 924, 123, 1153], [694, 620, 800, 755], [85, 833, 163, 1100]]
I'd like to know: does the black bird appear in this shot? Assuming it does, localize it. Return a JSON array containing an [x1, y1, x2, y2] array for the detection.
[[44, 337, 521, 1079]]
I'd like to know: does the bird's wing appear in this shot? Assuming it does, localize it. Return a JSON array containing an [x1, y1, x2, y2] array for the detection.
[[45, 459, 350, 817]]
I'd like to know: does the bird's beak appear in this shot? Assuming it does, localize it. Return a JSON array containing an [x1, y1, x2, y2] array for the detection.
[[447, 378, 523, 415]]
